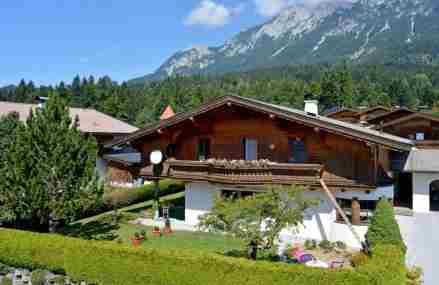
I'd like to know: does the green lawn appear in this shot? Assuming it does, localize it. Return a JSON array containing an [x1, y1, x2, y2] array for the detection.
[[63, 192, 243, 254]]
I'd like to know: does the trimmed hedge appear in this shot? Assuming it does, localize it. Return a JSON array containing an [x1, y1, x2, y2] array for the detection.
[[102, 179, 185, 210], [0, 229, 406, 285], [366, 199, 406, 252]]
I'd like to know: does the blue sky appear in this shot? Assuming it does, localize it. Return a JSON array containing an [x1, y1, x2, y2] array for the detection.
[[0, 0, 327, 86]]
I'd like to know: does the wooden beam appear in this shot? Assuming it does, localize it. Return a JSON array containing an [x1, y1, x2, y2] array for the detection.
[[320, 179, 365, 249], [351, 197, 361, 226]]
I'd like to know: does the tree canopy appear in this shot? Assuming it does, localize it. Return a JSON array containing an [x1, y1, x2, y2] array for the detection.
[[1, 64, 439, 128], [198, 185, 318, 259], [0, 92, 103, 232]]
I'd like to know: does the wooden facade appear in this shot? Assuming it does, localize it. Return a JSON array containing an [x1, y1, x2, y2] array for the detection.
[[107, 96, 414, 192]]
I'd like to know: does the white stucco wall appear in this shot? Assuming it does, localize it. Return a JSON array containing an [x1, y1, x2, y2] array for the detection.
[[412, 173, 439, 213], [185, 182, 218, 225], [184, 183, 376, 248], [278, 191, 367, 249], [279, 192, 336, 243]]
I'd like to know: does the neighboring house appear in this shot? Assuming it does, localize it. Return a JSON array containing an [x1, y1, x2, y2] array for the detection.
[[328, 105, 439, 214], [0, 101, 139, 180], [326, 106, 390, 124], [106, 95, 415, 248]]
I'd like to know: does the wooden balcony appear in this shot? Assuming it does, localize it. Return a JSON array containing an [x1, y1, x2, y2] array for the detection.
[[140, 159, 376, 191]]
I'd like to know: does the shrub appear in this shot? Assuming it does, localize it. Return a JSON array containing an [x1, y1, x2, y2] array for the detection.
[[334, 241, 346, 251], [351, 252, 370, 268], [52, 275, 66, 284], [304, 239, 317, 250], [102, 179, 185, 210], [318, 240, 334, 252], [0, 228, 407, 285], [31, 269, 48, 285], [1, 277, 12, 285], [366, 199, 406, 252], [406, 266, 423, 285], [0, 263, 12, 275]]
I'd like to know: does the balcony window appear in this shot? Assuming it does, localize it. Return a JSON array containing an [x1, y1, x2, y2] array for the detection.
[[243, 138, 258, 161], [288, 138, 308, 163], [197, 138, 210, 161]]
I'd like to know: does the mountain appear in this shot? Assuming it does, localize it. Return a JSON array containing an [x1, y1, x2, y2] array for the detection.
[[132, 0, 439, 83]]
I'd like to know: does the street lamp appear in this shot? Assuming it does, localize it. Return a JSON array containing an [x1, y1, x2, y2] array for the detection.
[[150, 150, 163, 220]]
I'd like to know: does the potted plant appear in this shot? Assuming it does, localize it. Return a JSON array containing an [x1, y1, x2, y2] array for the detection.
[[152, 226, 161, 237], [130, 232, 144, 247], [163, 217, 172, 235]]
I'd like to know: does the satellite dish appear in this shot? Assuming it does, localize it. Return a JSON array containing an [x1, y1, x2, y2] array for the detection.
[[150, 150, 163, 165]]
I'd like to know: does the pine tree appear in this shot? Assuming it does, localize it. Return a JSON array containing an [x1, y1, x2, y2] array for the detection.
[[0, 92, 103, 232]]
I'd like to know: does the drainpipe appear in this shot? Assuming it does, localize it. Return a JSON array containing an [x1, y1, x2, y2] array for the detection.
[[319, 178, 366, 250]]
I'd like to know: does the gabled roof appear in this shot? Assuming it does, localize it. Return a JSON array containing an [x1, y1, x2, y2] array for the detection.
[[325, 108, 359, 118], [106, 95, 413, 151], [366, 107, 416, 125], [377, 112, 439, 129], [0, 101, 138, 134], [357, 106, 390, 116]]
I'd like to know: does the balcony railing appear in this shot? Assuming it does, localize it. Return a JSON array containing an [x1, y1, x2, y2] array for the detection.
[[140, 159, 377, 191]]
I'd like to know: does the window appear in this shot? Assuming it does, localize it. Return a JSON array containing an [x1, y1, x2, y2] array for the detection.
[[166, 144, 177, 158], [243, 138, 258, 161], [197, 138, 210, 161], [288, 138, 308, 163], [336, 198, 377, 224], [221, 190, 255, 199], [416, 133, 425, 141]]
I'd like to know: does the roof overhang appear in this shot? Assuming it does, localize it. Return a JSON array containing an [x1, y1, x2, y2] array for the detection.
[[105, 95, 413, 151]]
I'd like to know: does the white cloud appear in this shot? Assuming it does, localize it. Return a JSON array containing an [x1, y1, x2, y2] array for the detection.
[[185, 0, 240, 28], [254, 0, 290, 17]]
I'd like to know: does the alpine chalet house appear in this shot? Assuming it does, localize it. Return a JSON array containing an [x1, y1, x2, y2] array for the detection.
[[0, 101, 139, 181], [106, 95, 414, 248]]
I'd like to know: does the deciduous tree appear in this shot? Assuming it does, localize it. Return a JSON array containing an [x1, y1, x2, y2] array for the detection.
[[198, 185, 318, 259]]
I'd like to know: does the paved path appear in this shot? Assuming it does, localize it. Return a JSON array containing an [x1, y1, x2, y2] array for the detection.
[[397, 213, 439, 285]]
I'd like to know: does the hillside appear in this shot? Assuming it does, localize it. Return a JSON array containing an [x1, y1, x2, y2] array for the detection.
[[131, 0, 439, 83]]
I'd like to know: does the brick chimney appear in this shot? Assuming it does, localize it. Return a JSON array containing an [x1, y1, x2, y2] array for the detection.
[[160, 105, 175, 120]]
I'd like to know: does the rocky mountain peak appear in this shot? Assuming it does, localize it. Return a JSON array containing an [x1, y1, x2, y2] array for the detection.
[[139, 0, 438, 82]]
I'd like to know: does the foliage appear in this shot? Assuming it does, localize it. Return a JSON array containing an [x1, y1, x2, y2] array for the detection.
[[318, 240, 334, 252], [366, 199, 406, 252], [31, 269, 48, 285], [2, 64, 439, 129], [406, 266, 423, 285], [334, 241, 347, 251], [102, 180, 185, 211], [304, 239, 317, 250], [0, 228, 407, 285], [351, 252, 370, 268], [198, 185, 318, 259], [0, 112, 22, 162], [0, 277, 12, 285], [0, 92, 103, 232]]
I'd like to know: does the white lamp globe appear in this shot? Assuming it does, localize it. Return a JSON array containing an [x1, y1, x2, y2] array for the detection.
[[150, 150, 163, 165]]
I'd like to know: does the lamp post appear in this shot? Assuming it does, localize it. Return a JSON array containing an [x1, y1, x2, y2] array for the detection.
[[150, 150, 163, 220]]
